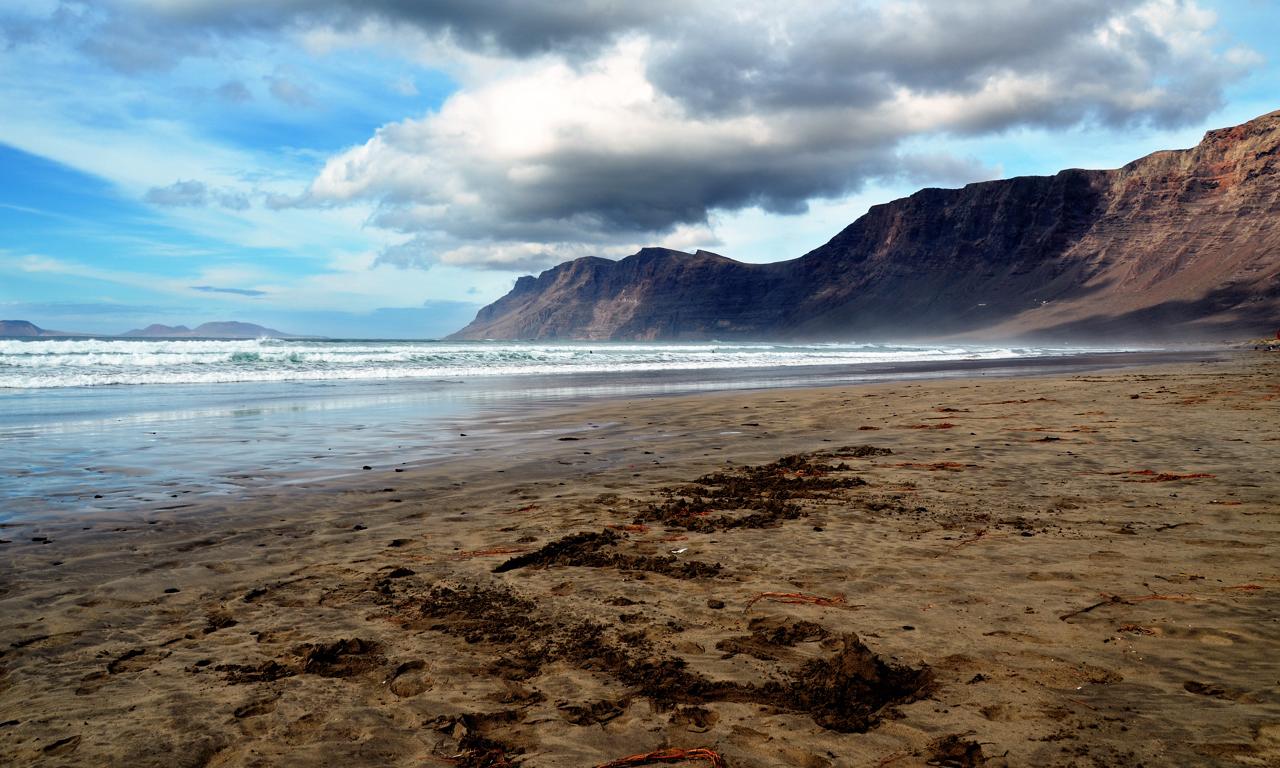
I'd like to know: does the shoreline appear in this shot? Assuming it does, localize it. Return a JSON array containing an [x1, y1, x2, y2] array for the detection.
[[1, 352, 1277, 766], [1, 348, 1225, 526]]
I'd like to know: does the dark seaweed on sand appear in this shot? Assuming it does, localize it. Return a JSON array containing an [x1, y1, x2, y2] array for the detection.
[[411, 583, 931, 733], [492, 529, 722, 579], [216, 638, 384, 683], [635, 454, 868, 532], [790, 634, 934, 732], [929, 734, 988, 767], [430, 712, 525, 768]]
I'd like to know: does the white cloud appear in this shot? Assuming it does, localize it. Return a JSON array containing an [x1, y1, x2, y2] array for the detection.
[[144, 179, 254, 210], [145, 179, 210, 206], [1, 0, 1263, 293], [283, 0, 1255, 270], [303, 41, 911, 270]]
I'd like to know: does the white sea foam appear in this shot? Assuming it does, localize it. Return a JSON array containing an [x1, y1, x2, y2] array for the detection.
[[0, 338, 1106, 389]]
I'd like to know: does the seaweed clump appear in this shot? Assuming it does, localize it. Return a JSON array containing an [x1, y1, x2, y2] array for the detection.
[[493, 530, 722, 579], [636, 455, 867, 532], [789, 633, 934, 732], [404, 583, 931, 733]]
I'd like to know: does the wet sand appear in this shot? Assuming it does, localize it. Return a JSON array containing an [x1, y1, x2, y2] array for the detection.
[[2, 352, 1278, 767]]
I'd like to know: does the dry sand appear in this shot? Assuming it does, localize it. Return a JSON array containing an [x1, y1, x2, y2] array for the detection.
[[2, 353, 1278, 767]]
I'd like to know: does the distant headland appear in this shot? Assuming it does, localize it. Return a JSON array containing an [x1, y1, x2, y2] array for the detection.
[[0, 320, 312, 340]]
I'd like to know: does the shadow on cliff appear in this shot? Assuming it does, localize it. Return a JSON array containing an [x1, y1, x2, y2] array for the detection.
[[786, 270, 1117, 342], [1024, 284, 1280, 342]]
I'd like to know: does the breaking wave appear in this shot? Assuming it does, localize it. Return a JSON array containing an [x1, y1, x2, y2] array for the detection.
[[0, 338, 1106, 389]]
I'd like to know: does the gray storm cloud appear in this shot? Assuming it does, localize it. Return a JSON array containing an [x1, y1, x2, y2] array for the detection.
[[68, 0, 673, 70], [38, 1, 1261, 270]]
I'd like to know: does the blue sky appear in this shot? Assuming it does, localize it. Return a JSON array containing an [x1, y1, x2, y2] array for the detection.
[[1, 1, 1276, 338]]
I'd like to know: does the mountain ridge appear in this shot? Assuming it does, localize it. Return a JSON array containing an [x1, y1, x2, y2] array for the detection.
[[0, 320, 86, 338], [451, 109, 1280, 342], [120, 321, 304, 339], [0, 320, 311, 339]]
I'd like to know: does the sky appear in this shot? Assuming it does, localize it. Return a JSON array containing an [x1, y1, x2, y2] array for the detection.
[[1, 1, 1277, 338]]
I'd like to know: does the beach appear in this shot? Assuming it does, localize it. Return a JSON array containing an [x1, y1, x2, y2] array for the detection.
[[1, 351, 1278, 767]]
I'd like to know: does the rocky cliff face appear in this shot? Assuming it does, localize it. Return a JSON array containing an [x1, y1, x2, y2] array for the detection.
[[451, 110, 1280, 342], [462, 251, 783, 340]]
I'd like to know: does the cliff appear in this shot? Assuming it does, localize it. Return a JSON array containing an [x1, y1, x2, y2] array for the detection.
[[450, 110, 1280, 342]]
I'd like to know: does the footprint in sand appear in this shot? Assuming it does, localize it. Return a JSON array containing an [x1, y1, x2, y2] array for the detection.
[[728, 725, 832, 768], [980, 703, 1018, 722], [670, 704, 719, 733], [75, 671, 109, 695], [1199, 635, 1235, 646], [42, 735, 81, 756], [1161, 625, 1243, 645], [981, 629, 1053, 645], [387, 660, 432, 697], [233, 695, 279, 719]]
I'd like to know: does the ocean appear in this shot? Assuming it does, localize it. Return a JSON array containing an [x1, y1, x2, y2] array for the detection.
[[0, 337, 1080, 389], [1, 338, 1139, 520]]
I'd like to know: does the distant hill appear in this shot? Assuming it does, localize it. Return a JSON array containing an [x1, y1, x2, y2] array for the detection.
[[121, 321, 306, 339], [0, 320, 47, 337], [0, 320, 85, 338], [452, 109, 1280, 342], [2, 319, 313, 340]]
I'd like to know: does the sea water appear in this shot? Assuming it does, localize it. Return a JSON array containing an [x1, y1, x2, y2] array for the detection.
[[0, 338, 1075, 389], [0, 338, 1132, 520]]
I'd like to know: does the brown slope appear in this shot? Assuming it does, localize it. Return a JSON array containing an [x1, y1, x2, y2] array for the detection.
[[450, 110, 1280, 342], [983, 113, 1280, 339], [778, 169, 1113, 338]]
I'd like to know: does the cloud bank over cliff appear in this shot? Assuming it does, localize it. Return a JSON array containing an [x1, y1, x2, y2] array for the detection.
[[287, 1, 1256, 269], [1, 0, 1271, 336]]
